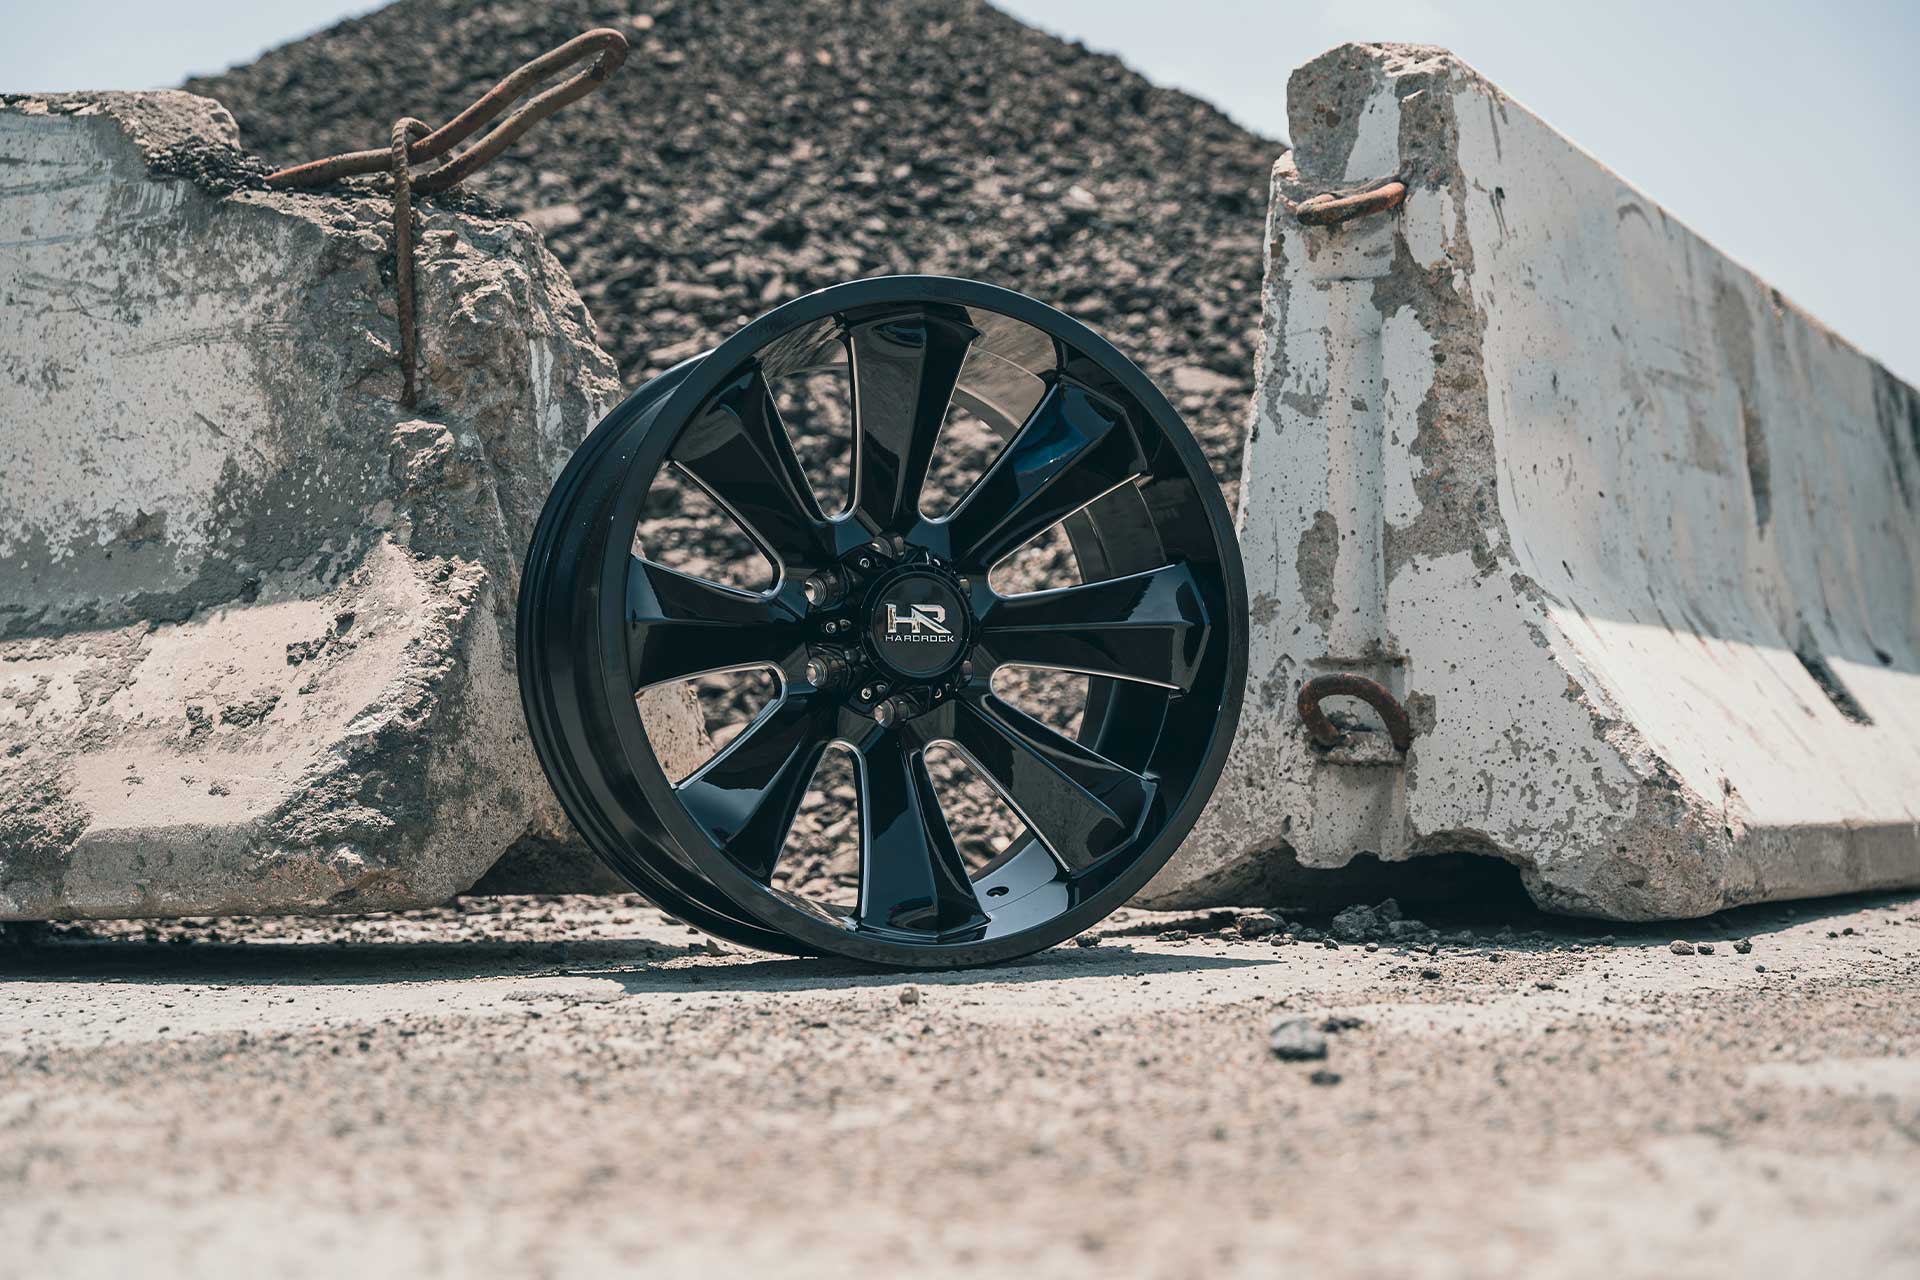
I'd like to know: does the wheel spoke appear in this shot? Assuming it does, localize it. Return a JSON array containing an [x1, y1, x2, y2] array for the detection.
[[671, 363, 831, 564], [853, 727, 989, 935], [977, 564, 1208, 690], [626, 556, 805, 688], [676, 696, 831, 882], [951, 696, 1156, 872], [941, 379, 1144, 569], [848, 309, 978, 534]]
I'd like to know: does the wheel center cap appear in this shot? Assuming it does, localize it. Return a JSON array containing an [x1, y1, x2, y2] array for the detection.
[[867, 571, 969, 679]]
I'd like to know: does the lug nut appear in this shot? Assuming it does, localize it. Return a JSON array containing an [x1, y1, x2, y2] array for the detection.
[[804, 653, 851, 691], [803, 570, 845, 608], [873, 689, 932, 726]]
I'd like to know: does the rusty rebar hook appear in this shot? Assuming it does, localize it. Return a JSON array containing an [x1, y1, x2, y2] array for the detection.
[[1297, 674, 1413, 753], [1285, 179, 1408, 227], [266, 28, 630, 408]]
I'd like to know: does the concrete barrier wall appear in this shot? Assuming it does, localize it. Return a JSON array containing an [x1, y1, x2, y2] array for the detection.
[[1145, 44, 1920, 919], [0, 93, 704, 919]]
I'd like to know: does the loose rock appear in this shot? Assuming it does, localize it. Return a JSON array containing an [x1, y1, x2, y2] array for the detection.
[[1236, 911, 1282, 939], [1268, 1017, 1329, 1061]]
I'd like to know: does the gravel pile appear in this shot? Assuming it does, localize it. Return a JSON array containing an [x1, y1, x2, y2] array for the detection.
[[191, 0, 1280, 897], [191, 0, 1276, 473]]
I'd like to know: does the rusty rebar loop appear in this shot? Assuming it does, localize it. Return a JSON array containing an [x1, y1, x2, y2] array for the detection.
[[1297, 674, 1413, 753], [265, 28, 629, 192], [1287, 179, 1408, 227], [263, 28, 628, 410]]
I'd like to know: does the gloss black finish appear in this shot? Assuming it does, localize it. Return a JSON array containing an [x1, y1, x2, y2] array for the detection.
[[948, 695, 1156, 872], [852, 722, 990, 937], [672, 364, 833, 566], [973, 563, 1205, 690], [624, 556, 807, 689], [677, 694, 833, 882], [848, 309, 978, 536], [518, 276, 1247, 968], [934, 380, 1145, 570]]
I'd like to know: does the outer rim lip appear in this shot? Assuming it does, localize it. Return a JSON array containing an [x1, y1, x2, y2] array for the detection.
[[516, 357, 810, 955], [599, 275, 1249, 968]]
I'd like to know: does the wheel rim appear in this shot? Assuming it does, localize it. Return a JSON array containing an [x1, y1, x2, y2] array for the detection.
[[520, 276, 1247, 967]]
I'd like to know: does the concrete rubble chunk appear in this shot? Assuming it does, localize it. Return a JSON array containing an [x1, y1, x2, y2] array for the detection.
[[0, 91, 706, 919], [1145, 44, 1920, 920]]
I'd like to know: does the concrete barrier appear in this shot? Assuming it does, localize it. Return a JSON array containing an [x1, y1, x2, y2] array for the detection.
[[1144, 44, 1920, 919], [0, 93, 704, 919]]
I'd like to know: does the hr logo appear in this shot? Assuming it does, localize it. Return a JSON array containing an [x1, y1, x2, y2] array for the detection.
[[884, 602, 954, 640]]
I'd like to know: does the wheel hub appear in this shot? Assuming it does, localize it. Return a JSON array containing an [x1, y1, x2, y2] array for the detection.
[[806, 549, 975, 723]]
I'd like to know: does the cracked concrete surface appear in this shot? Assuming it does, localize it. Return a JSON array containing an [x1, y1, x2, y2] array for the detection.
[[1148, 44, 1920, 920], [2, 890, 1917, 1278], [0, 92, 704, 919]]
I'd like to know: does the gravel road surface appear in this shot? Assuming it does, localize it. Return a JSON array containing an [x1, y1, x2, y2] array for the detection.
[[5, 892, 1918, 1279]]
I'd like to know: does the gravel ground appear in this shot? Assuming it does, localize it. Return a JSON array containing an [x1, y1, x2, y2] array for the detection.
[[5, 891, 1918, 1279]]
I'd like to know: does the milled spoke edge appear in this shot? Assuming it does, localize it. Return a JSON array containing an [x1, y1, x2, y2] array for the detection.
[[851, 724, 990, 936], [975, 562, 1208, 690], [848, 308, 979, 536], [625, 556, 806, 688], [670, 363, 832, 565], [939, 378, 1146, 570], [675, 694, 832, 883], [949, 696, 1156, 873]]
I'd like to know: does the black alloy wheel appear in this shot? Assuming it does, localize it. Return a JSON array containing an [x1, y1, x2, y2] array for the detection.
[[519, 276, 1246, 968]]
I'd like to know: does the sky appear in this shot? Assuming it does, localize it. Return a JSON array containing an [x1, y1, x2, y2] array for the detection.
[[3, 0, 1915, 382]]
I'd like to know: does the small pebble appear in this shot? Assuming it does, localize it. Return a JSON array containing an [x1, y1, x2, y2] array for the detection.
[[1268, 1017, 1329, 1061], [898, 986, 920, 1006], [1696, 942, 1715, 955], [1236, 911, 1281, 939], [1670, 940, 1696, 955], [1308, 1069, 1342, 1086], [1074, 933, 1101, 948]]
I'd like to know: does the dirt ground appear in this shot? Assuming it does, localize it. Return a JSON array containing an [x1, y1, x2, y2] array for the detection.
[[4, 890, 1918, 1280]]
